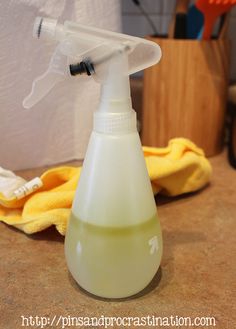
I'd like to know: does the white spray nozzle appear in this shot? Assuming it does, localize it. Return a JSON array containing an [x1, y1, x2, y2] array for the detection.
[[33, 17, 64, 40], [23, 17, 161, 109]]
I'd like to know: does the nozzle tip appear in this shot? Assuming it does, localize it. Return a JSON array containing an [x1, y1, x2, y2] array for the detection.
[[32, 16, 58, 40]]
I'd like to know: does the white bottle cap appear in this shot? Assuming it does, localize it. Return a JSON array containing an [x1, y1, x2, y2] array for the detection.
[[94, 110, 137, 134]]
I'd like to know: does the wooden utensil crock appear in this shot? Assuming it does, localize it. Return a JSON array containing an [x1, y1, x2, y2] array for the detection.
[[142, 37, 230, 156]]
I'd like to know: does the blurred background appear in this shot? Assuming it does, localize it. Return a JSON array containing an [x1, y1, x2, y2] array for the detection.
[[122, 0, 236, 79], [122, 1, 236, 159]]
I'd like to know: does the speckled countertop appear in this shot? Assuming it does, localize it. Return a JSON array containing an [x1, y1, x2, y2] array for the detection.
[[1, 152, 236, 329]]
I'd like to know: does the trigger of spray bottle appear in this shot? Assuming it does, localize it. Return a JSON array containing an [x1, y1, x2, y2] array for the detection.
[[24, 17, 163, 299], [23, 16, 161, 109]]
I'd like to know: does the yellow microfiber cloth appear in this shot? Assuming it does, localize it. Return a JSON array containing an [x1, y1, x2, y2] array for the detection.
[[0, 138, 212, 235]]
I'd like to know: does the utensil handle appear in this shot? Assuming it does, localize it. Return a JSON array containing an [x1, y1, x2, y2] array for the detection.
[[168, 0, 190, 38], [202, 15, 216, 40], [219, 14, 230, 39], [176, 0, 189, 13]]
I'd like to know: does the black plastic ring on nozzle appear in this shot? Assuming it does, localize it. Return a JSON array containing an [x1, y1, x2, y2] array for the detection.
[[69, 60, 95, 76]]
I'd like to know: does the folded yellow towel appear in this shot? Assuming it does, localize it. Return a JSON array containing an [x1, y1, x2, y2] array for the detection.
[[0, 138, 212, 235]]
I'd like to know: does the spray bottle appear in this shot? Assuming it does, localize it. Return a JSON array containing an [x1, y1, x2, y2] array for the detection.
[[23, 17, 162, 298]]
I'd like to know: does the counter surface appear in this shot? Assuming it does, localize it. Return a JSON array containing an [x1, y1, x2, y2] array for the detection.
[[1, 152, 235, 328]]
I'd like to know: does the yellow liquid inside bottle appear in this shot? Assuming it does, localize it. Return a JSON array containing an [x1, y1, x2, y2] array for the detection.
[[65, 212, 162, 298]]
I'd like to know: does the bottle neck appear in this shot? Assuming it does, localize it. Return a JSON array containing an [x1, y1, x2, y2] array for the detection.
[[98, 75, 132, 113], [93, 53, 137, 134]]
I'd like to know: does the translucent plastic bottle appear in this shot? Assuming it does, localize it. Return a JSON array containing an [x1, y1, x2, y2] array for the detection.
[[65, 55, 163, 298], [23, 16, 163, 299], [65, 131, 163, 298]]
